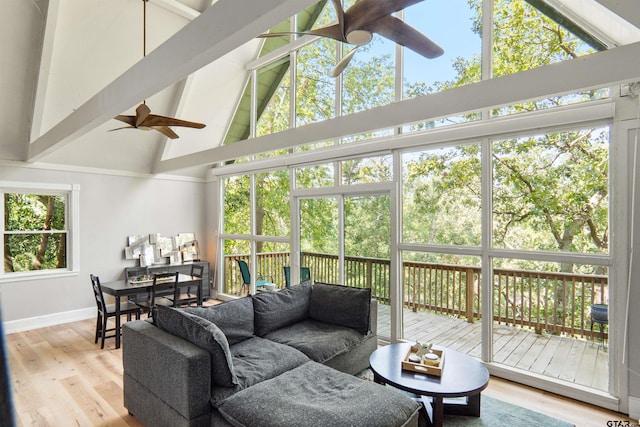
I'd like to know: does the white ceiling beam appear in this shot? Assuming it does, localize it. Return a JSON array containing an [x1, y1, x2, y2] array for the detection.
[[27, 0, 317, 162], [155, 41, 640, 173], [596, 0, 640, 29], [29, 0, 60, 144], [153, 76, 192, 167]]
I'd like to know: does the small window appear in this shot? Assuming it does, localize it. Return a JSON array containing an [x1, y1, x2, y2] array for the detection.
[[1, 182, 79, 278]]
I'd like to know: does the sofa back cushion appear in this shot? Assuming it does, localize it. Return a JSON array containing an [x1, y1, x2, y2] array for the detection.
[[309, 282, 371, 335], [252, 280, 312, 336], [154, 305, 238, 387], [184, 297, 254, 345]]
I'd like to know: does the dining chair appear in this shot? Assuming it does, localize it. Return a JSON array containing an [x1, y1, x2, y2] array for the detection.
[[125, 266, 150, 305], [283, 266, 311, 288], [90, 274, 141, 349], [237, 260, 268, 295], [166, 264, 202, 307], [135, 272, 180, 316]]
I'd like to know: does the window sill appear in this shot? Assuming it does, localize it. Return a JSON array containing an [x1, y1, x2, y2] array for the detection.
[[0, 269, 79, 284]]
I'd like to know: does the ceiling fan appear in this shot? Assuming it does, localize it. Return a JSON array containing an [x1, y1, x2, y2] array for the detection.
[[110, 0, 205, 139], [111, 103, 206, 140], [257, 0, 444, 77]]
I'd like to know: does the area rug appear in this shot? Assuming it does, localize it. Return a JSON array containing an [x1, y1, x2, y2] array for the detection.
[[355, 369, 573, 426], [442, 395, 573, 427]]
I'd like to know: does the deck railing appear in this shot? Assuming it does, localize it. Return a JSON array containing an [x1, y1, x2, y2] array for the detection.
[[223, 252, 608, 338]]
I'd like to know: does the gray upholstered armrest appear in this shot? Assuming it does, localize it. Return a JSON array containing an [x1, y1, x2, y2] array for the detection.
[[369, 298, 378, 336], [122, 320, 212, 420]]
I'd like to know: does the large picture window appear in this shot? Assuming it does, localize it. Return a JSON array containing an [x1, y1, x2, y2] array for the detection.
[[1, 182, 79, 278]]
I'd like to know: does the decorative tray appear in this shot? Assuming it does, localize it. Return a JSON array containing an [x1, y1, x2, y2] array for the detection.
[[401, 346, 445, 376]]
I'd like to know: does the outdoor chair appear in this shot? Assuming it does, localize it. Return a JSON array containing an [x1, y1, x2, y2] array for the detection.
[[237, 260, 269, 295], [90, 274, 141, 349], [283, 266, 311, 288]]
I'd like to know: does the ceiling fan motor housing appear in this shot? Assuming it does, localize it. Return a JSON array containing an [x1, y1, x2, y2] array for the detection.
[[346, 30, 373, 45]]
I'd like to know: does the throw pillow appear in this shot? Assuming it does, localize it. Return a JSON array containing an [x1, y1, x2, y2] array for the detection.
[[309, 282, 371, 335], [154, 305, 238, 387], [252, 280, 312, 336], [184, 297, 254, 345]]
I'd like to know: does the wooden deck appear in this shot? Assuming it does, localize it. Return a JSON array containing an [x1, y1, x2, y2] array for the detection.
[[376, 304, 609, 392]]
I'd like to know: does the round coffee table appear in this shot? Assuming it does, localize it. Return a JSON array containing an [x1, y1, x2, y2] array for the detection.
[[369, 342, 489, 427]]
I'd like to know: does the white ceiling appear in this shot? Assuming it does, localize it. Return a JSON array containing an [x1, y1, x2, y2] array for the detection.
[[2, 0, 640, 178]]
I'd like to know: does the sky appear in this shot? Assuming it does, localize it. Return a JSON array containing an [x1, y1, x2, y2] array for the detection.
[[354, 0, 481, 86], [404, 0, 480, 84]]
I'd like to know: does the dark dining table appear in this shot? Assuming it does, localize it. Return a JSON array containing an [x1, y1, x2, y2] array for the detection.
[[100, 273, 203, 348]]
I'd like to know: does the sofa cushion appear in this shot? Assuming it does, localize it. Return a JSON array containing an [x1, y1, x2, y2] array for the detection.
[[210, 336, 310, 407], [309, 282, 371, 334], [252, 280, 312, 336], [154, 305, 238, 387], [217, 361, 421, 427], [264, 319, 366, 363], [183, 297, 254, 345]]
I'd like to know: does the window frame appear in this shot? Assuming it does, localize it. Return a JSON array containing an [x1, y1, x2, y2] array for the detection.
[[1, 181, 80, 282]]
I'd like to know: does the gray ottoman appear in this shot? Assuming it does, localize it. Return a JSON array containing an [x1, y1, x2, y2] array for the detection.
[[217, 361, 421, 427]]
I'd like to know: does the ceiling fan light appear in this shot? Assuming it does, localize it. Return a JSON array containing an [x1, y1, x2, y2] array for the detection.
[[346, 30, 372, 45]]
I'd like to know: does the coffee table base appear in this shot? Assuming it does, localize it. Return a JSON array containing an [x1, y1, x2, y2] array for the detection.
[[420, 394, 481, 427]]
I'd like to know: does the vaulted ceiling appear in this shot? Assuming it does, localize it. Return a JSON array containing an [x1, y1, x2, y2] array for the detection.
[[3, 0, 640, 178]]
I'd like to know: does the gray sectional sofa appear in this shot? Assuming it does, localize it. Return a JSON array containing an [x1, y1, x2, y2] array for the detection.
[[122, 281, 421, 427]]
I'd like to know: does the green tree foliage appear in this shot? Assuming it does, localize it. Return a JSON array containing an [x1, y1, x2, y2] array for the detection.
[[402, 0, 608, 272], [4, 193, 66, 272], [492, 129, 609, 257], [345, 195, 391, 259], [403, 145, 482, 251], [224, 170, 291, 255]]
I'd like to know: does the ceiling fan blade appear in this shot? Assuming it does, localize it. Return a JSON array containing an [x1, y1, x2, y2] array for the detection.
[[257, 31, 314, 38], [113, 115, 137, 127], [330, 47, 359, 77], [367, 15, 444, 59], [108, 125, 136, 132], [345, 0, 424, 34], [153, 126, 180, 139], [143, 114, 206, 129], [258, 24, 347, 43], [135, 103, 152, 127], [330, 0, 346, 40]]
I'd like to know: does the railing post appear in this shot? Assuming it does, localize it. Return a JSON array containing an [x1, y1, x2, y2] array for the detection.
[[466, 268, 475, 323]]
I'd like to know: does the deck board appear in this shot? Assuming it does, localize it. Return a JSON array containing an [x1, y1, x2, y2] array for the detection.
[[378, 304, 608, 392]]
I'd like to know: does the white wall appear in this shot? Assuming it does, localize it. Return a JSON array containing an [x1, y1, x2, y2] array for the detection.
[[0, 163, 208, 331]]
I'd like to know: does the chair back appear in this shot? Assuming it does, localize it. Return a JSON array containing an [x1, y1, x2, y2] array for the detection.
[[152, 272, 179, 304], [283, 266, 291, 288], [301, 267, 311, 282], [126, 266, 149, 281], [237, 260, 251, 285], [90, 274, 107, 314], [191, 264, 204, 278], [283, 266, 311, 288]]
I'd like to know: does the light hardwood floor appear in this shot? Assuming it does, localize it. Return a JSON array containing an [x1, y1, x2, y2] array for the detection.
[[5, 316, 635, 426]]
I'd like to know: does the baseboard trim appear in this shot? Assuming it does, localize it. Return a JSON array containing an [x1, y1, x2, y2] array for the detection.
[[3, 307, 95, 334], [629, 396, 640, 421]]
